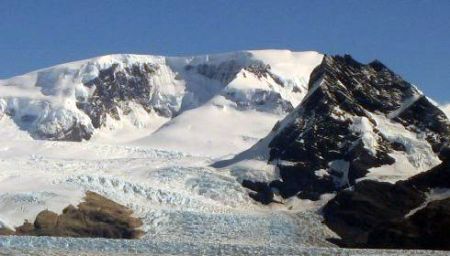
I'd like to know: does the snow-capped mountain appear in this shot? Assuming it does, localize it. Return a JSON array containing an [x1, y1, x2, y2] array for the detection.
[[0, 50, 322, 156], [219, 54, 450, 202]]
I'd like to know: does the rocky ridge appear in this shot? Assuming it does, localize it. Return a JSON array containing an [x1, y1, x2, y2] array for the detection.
[[238, 54, 450, 202]]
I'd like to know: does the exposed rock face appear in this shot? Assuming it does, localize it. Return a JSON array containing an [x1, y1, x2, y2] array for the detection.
[[35, 116, 94, 141], [242, 180, 275, 204], [186, 60, 244, 85], [224, 88, 294, 114], [322, 180, 425, 247], [242, 55, 450, 202], [393, 96, 450, 153], [189, 60, 297, 114], [367, 198, 450, 250], [77, 63, 163, 128], [0, 191, 143, 239], [79, 59, 297, 129], [0, 227, 14, 236], [323, 153, 450, 250]]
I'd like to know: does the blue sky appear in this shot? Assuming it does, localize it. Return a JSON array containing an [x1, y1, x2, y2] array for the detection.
[[1, 0, 449, 102]]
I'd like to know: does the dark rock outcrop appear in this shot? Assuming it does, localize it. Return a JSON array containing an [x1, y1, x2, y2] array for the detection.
[[0, 227, 15, 236], [323, 152, 450, 250], [0, 191, 143, 239], [186, 60, 244, 85], [77, 63, 162, 128], [242, 180, 275, 205], [323, 180, 425, 247], [393, 96, 450, 153], [35, 119, 93, 141], [224, 89, 294, 114], [403, 156, 450, 191], [367, 198, 450, 250]]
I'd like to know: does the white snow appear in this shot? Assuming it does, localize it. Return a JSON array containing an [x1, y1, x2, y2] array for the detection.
[[250, 50, 322, 79], [358, 113, 441, 183], [374, 114, 440, 166], [314, 169, 330, 179], [349, 116, 378, 156], [133, 94, 286, 157], [328, 160, 350, 188], [441, 104, 450, 119], [249, 50, 323, 106]]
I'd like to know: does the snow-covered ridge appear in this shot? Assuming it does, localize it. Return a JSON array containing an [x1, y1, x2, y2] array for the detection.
[[442, 104, 450, 119], [0, 50, 323, 147]]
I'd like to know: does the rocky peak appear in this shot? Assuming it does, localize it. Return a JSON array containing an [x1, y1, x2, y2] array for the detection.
[[242, 54, 450, 201]]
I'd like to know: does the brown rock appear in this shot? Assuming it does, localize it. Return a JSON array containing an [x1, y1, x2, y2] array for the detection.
[[0, 227, 15, 236], [34, 210, 58, 230], [3, 191, 144, 239], [15, 220, 34, 235]]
